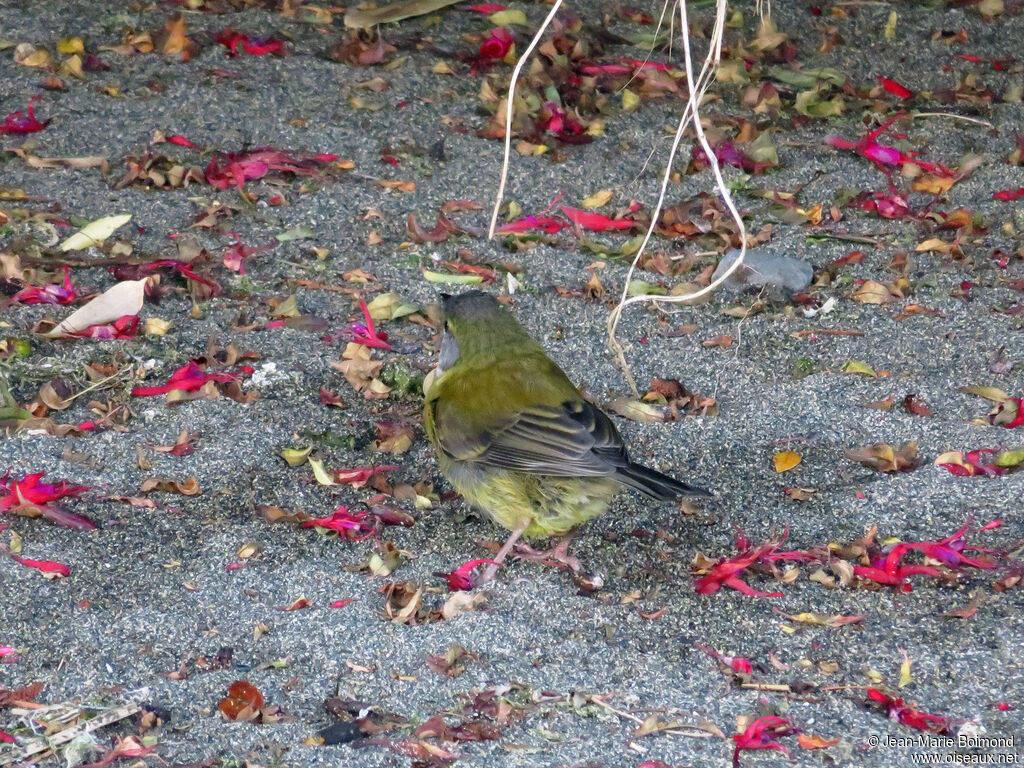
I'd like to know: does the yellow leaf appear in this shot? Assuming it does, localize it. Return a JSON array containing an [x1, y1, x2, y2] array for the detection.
[[842, 360, 877, 377], [431, 60, 454, 75], [57, 37, 85, 55], [237, 542, 259, 559], [853, 280, 892, 304], [622, 89, 640, 111], [898, 651, 913, 688], [933, 451, 970, 472], [58, 54, 84, 79], [143, 317, 171, 335], [581, 189, 613, 209], [915, 237, 954, 254], [958, 385, 1010, 402], [515, 141, 548, 156], [378, 179, 416, 192], [773, 450, 802, 473], [752, 17, 787, 50], [798, 733, 841, 750], [280, 446, 313, 467], [60, 213, 132, 251], [606, 398, 666, 423], [308, 456, 337, 486], [14, 43, 53, 68], [912, 175, 954, 194], [489, 9, 528, 25], [977, 0, 1003, 16], [883, 10, 897, 39], [46, 278, 148, 338], [160, 15, 192, 56]]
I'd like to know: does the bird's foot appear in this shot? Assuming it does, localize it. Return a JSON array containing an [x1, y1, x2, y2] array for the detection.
[[479, 560, 503, 584], [511, 538, 582, 573], [476, 523, 528, 583]]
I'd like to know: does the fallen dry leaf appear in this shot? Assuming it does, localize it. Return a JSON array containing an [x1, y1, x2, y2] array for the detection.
[[845, 442, 919, 473], [773, 450, 801, 473]]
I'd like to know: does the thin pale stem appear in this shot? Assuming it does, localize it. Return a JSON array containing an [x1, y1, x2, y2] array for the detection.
[[487, 0, 565, 240], [911, 112, 994, 128], [607, 0, 749, 395]]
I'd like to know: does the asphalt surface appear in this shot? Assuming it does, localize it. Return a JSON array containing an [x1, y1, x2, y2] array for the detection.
[[1, 0, 1023, 766]]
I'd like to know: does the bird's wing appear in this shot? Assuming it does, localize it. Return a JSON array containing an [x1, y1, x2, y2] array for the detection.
[[437, 396, 629, 477]]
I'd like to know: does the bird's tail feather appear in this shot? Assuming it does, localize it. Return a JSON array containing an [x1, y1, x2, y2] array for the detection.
[[615, 463, 713, 501]]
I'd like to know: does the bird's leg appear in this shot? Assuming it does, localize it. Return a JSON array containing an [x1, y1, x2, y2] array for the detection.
[[511, 535, 582, 573], [479, 521, 529, 583]]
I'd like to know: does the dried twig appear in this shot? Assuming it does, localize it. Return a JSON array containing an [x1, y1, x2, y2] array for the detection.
[[607, 0, 748, 395], [590, 695, 720, 739], [0, 702, 140, 766], [487, 0, 565, 240]]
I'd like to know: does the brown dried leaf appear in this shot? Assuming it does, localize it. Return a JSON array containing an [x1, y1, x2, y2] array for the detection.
[[426, 644, 476, 677], [903, 393, 933, 417], [844, 442, 919, 473], [155, 15, 198, 61], [383, 581, 424, 625], [140, 476, 202, 496], [441, 591, 487, 620], [36, 378, 74, 411], [853, 280, 893, 304], [863, 396, 895, 411]]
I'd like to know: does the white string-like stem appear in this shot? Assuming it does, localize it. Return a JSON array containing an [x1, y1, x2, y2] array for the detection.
[[911, 112, 994, 128], [487, 0, 565, 240], [606, 0, 748, 396], [617, 0, 675, 95]]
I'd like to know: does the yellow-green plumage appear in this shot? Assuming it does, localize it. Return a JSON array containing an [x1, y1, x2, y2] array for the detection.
[[424, 292, 710, 546]]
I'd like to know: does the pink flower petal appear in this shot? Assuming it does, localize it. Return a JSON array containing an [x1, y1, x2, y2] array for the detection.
[[11, 555, 70, 577], [0, 96, 50, 135], [877, 77, 913, 99]]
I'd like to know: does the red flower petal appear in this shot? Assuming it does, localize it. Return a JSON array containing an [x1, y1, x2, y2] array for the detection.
[[560, 206, 634, 231], [11, 266, 76, 305], [65, 315, 140, 339], [439, 558, 498, 591], [479, 28, 513, 60], [300, 506, 377, 540], [877, 77, 913, 99], [733, 716, 794, 764], [866, 689, 952, 734], [11, 555, 70, 577], [994, 188, 1024, 202], [494, 215, 566, 234], [131, 361, 248, 396], [0, 96, 50, 135]]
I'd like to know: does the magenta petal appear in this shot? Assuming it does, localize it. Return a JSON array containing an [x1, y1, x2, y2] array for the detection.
[[39, 504, 97, 531], [825, 135, 857, 150], [723, 575, 782, 598], [863, 143, 903, 166]]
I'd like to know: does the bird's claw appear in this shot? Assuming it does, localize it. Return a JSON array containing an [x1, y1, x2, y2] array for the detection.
[[511, 539, 582, 573]]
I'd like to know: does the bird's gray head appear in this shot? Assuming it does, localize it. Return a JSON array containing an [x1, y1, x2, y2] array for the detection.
[[441, 291, 501, 322], [436, 291, 533, 370]]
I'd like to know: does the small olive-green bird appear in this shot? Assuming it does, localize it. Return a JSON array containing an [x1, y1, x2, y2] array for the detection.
[[423, 291, 711, 577]]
